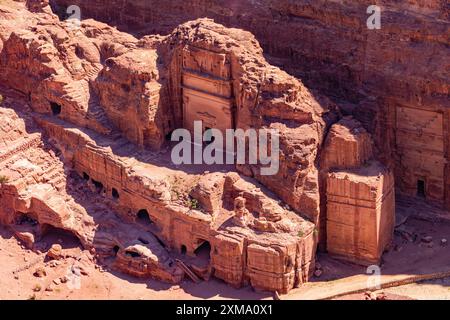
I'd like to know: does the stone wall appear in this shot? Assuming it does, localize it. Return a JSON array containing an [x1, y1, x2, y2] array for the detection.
[[321, 118, 395, 264], [37, 114, 317, 293], [326, 163, 395, 264], [50, 0, 450, 209]]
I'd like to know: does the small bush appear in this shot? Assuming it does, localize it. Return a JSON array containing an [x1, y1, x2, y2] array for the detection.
[[189, 198, 199, 210], [0, 175, 9, 184], [298, 230, 304, 238]]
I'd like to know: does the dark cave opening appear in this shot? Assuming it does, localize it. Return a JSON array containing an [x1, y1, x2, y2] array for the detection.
[[417, 179, 426, 198], [50, 102, 62, 116], [137, 209, 153, 225], [16, 213, 38, 226], [194, 240, 211, 260], [125, 250, 141, 258], [40, 224, 81, 249], [92, 179, 104, 193], [112, 188, 120, 199]]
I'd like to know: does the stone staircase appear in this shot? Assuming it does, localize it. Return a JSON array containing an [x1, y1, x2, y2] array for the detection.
[[85, 64, 103, 80], [62, 80, 89, 106], [0, 135, 42, 165], [86, 96, 114, 134], [46, 167, 66, 191]]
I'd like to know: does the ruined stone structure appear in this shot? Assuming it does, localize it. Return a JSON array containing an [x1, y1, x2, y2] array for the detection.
[[320, 117, 395, 264], [50, 0, 449, 209], [0, 0, 446, 294], [181, 46, 235, 136]]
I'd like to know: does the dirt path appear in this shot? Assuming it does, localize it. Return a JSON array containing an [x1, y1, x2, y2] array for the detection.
[[286, 216, 450, 300], [1, 215, 449, 300]]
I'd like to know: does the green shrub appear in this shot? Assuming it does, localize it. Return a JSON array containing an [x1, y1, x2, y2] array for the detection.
[[189, 198, 199, 210]]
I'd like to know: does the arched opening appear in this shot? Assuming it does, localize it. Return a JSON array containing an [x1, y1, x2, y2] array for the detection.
[[121, 84, 131, 92], [194, 240, 211, 260], [417, 179, 426, 198], [82, 172, 90, 181], [112, 188, 120, 199], [180, 245, 187, 255], [40, 224, 81, 249], [50, 102, 62, 116], [91, 179, 104, 193], [137, 209, 153, 225], [112, 245, 120, 256], [125, 250, 141, 258]]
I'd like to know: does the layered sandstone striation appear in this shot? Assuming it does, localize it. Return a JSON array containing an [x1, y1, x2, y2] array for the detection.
[[1, 0, 437, 293], [0, 1, 327, 293], [50, 0, 450, 209], [0, 94, 184, 283], [326, 163, 395, 265], [321, 117, 395, 264]]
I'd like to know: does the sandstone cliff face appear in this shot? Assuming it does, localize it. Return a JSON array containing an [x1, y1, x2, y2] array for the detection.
[[1, 0, 441, 292], [94, 48, 168, 149], [1, 6, 336, 226], [0, 92, 184, 283], [0, 2, 323, 293], [150, 19, 338, 223], [51, 0, 450, 208]]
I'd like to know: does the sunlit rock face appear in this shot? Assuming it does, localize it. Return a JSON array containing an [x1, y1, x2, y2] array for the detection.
[[0, 0, 443, 294], [51, 0, 450, 209]]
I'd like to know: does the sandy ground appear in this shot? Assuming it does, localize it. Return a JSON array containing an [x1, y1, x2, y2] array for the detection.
[[0, 226, 270, 300], [381, 278, 450, 300], [333, 278, 450, 300], [286, 214, 450, 300], [1, 214, 449, 300]]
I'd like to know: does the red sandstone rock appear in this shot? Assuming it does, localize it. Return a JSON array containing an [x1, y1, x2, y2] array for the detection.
[[52, 0, 450, 210], [326, 162, 395, 265], [47, 244, 63, 260], [0, 1, 436, 295]]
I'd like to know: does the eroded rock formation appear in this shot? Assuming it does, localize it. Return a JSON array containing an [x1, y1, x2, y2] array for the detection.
[[0, 0, 445, 294], [50, 0, 450, 209], [0, 1, 322, 293]]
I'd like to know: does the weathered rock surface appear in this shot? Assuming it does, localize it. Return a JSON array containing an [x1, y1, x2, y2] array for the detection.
[[51, 0, 450, 210], [1, 0, 440, 293], [321, 118, 395, 264], [0, 4, 320, 289], [326, 162, 395, 265]]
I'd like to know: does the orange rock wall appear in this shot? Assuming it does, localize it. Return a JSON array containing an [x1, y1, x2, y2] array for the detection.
[[326, 164, 395, 264], [51, 0, 450, 209], [37, 116, 317, 293]]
